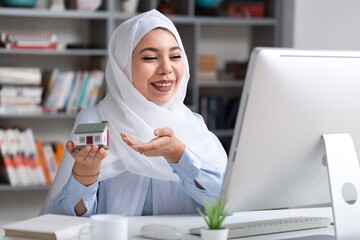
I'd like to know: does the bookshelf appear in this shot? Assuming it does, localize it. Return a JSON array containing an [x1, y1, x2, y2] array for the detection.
[[0, 0, 281, 191]]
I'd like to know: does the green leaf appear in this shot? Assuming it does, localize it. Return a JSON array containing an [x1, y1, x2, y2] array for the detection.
[[197, 197, 228, 229]]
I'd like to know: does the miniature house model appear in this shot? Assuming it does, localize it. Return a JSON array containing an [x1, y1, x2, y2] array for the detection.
[[74, 122, 109, 150]]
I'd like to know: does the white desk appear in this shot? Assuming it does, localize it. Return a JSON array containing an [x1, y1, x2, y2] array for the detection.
[[1, 207, 335, 240]]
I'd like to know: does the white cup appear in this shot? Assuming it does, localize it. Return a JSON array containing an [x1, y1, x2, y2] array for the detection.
[[79, 214, 128, 240]]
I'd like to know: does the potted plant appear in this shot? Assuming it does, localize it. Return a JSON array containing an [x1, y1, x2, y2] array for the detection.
[[197, 197, 229, 240]]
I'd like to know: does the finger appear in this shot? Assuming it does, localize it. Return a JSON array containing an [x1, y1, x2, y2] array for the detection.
[[70, 144, 89, 157], [78, 146, 108, 166], [136, 136, 168, 154], [84, 145, 100, 161], [90, 147, 107, 163], [121, 133, 139, 147], [120, 133, 144, 154], [66, 140, 77, 153], [154, 127, 173, 137], [97, 147, 108, 159], [120, 133, 129, 144]]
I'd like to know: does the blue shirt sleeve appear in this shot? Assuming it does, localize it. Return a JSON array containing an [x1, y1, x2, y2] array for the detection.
[[169, 146, 224, 205], [53, 147, 223, 215], [52, 174, 98, 217]]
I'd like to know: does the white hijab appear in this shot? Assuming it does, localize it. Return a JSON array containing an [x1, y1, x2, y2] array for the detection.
[[40, 9, 227, 215]]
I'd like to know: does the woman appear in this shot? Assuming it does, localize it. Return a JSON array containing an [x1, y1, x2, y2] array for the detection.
[[40, 9, 227, 217]]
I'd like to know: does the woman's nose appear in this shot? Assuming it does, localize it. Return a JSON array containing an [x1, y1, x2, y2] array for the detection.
[[158, 59, 172, 75]]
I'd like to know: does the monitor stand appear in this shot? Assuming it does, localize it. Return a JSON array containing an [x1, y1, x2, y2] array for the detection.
[[284, 133, 360, 240], [322, 133, 360, 240]]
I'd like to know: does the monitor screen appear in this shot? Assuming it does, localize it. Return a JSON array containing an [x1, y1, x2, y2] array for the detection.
[[222, 47, 360, 213]]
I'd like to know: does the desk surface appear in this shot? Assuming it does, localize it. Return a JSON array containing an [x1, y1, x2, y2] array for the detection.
[[0, 207, 335, 240]]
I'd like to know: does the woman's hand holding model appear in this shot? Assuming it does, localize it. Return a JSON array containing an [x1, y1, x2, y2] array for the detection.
[[66, 141, 107, 186]]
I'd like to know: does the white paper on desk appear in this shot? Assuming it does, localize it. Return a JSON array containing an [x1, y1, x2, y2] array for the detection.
[[2, 214, 91, 240]]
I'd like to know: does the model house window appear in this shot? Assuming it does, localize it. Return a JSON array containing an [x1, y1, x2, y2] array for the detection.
[[79, 136, 85, 144], [95, 135, 101, 142]]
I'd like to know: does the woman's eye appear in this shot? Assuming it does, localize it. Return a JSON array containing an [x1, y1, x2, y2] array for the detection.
[[143, 57, 157, 60], [170, 55, 182, 60]]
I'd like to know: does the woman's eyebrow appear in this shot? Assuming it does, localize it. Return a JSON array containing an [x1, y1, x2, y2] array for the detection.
[[139, 46, 181, 54], [140, 47, 158, 53]]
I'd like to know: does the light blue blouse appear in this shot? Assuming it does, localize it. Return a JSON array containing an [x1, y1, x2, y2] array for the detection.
[[52, 146, 224, 216]]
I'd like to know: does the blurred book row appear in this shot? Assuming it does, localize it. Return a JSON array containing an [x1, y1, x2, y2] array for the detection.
[[0, 128, 64, 187], [199, 95, 240, 130], [0, 67, 105, 114]]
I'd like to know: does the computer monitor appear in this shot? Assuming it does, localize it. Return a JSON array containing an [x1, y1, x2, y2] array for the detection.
[[221, 48, 360, 226]]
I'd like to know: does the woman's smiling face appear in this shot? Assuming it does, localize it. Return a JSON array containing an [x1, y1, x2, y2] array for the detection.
[[131, 28, 185, 105]]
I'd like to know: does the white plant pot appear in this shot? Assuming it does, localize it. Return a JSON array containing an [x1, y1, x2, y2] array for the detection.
[[200, 227, 229, 240]]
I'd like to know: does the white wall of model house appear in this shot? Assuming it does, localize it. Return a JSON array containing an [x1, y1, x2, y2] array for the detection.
[[77, 131, 108, 148]]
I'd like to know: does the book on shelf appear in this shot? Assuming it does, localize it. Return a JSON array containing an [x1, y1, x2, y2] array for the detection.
[[0, 67, 105, 113], [21, 128, 47, 185], [43, 70, 69, 112], [65, 71, 83, 113], [208, 95, 225, 130], [226, 0, 265, 18], [1, 32, 58, 50], [198, 54, 218, 83], [225, 61, 248, 80], [198, 54, 217, 71], [4, 42, 58, 50], [199, 95, 240, 131], [44, 69, 105, 113], [35, 140, 52, 185], [4, 128, 32, 186], [0, 85, 43, 114], [76, 71, 91, 110], [200, 95, 220, 130], [1, 95, 42, 105], [0, 129, 18, 186], [3, 214, 91, 240], [197, 70, 218, 83], [53, 142, 65, 167], [0, 127, 64, 187], [0, 105, 43, 114], [0, 86, 43, 98], [53, 71, 76, 111], [0, 67, 42, 85], [81, 70, 105, 109], [1, 32, 57, 43], [224, 97, 240, 129], [42, 143, 59, 182], [42, 68, 59, 111]]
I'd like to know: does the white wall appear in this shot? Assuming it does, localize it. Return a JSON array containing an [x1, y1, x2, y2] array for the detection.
[[282, 0, 360, 50]]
